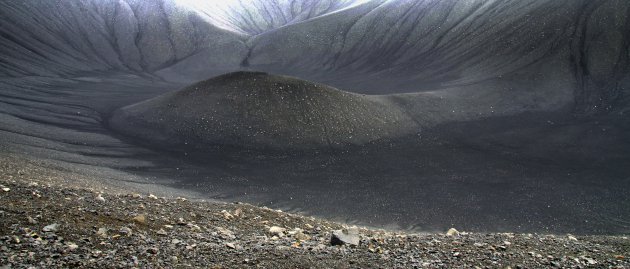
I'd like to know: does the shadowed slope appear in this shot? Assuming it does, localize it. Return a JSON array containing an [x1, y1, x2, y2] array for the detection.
[[109, 72, 417, 150], [0, 0, 247, 80]]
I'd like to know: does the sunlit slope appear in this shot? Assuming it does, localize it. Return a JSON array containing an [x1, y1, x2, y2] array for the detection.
[[175, 0, 369, 35]]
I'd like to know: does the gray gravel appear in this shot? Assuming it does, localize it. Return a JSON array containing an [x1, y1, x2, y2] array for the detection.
[[1, 176, 629, 268], [0, 152, 629, 268]]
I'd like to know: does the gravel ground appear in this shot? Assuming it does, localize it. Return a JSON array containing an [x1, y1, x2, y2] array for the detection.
[[0, 155, 629, 268]]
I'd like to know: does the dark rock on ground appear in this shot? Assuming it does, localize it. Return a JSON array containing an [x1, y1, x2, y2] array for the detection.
[[331, 228, 360, 246]]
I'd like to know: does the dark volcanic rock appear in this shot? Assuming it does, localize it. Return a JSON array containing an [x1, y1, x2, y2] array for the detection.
[[108, 71, 418, 150]]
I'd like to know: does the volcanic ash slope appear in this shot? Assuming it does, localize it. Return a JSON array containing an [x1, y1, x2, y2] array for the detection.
[[108, 72, 418, 150]]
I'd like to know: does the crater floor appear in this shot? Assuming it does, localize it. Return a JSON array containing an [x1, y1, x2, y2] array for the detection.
[[1, 0, 629, 235]]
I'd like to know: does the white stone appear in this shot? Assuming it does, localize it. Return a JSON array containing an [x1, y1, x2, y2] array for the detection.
[[446, 228, 459, 236], [269, 226, 286, 236], [42, 223, 59, 232]]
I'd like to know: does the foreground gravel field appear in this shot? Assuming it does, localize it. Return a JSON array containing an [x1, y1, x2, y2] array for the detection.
[[0, 155, 628, 268]]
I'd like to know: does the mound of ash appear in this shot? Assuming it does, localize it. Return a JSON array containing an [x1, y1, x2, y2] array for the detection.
[[108, 72, 417, 150]]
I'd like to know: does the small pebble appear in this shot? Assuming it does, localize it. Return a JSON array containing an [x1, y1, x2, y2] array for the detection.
[[132, 214, 146, 224], [66, 242, 78, 251], [96, 228, 108, 237], [43, 223, 59, 232], [269, 226, 286, 236], [446, 228, 459, 236]]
